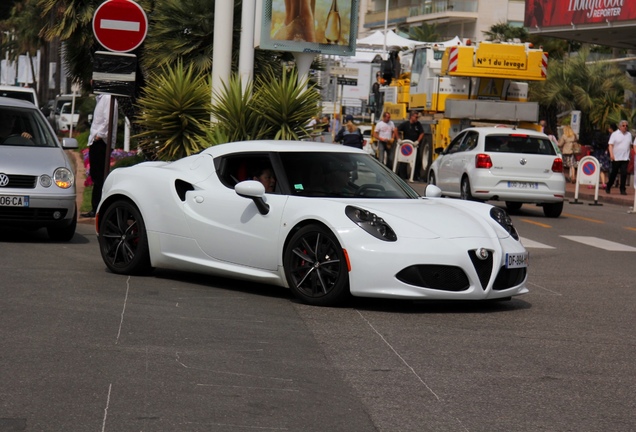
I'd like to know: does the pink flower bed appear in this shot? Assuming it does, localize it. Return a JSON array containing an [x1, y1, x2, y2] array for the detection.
[[83, 148, 138, 187]]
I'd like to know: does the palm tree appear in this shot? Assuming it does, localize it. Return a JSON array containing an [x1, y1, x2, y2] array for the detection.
[[407, 23, 440, 42], [530, 49, 636, 142], [482, 22, 528, 42]]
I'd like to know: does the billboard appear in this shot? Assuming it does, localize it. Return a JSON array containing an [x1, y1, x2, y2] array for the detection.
[[256, 0, 359, 56], [525, 0, 636, 28]]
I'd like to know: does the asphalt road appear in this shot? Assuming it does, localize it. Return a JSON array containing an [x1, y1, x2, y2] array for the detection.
[[1, 198, 635, 431]]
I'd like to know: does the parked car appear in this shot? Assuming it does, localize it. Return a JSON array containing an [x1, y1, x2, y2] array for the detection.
[[0, 97, 78, 241], [428, 127, 566, 217], [0, 85, 39, 108], [96, 140, 528, 306], [56, 102, 80, 133]]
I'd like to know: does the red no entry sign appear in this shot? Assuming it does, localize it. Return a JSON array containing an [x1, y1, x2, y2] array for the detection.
[[92, 0, 148, 53]]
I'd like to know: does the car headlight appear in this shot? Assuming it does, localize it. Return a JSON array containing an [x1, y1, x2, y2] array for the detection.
[[490, 207, 519, 240], [346, 206, 397, 242], [53, 167, 74, 189]]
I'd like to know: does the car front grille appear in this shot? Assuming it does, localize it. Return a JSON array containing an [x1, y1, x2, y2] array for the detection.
[[397, 248, 522, 293], [0, 174, 38, 189], [493, 266, 527, 290], [397, 265, 470, 292], [467, 249, 494, 290], [0, 207, 69, 222]]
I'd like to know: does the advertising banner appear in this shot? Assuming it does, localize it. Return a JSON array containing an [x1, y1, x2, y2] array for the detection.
[[257, 0, 359, 56], [525, 0, 636, 28]]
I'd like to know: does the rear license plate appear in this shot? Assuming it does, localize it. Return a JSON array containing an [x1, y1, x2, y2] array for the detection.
[[0, 195, 30, 207], [507, 181, 538, 189], [505, 252, 528, 269]]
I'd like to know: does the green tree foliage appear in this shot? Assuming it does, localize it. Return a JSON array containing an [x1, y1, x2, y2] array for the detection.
[[135, 61, 212, 161], [482, 22, 528, 42], [530, 49, 636, 141], [209, 68, 322, 143], [407, 23, 440, 42]]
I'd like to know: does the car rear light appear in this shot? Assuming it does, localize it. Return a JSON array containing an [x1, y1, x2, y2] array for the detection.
[[551, 158, 563, 173], [509, 133, 529, 138], [475, 153, 492, 169]]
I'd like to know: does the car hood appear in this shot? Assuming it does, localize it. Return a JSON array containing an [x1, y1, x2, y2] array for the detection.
[[0, 146, 71, 175], [345, 198, 499, 240]]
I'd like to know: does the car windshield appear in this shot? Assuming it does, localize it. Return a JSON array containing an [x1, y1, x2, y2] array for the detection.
[[279, 152, 420, 199], [0, 106, 59, 147], [61, 104, 79, 114], [485, 134, 557, 155]]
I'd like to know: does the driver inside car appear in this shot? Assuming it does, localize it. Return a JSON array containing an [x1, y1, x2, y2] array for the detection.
[[0, 111, 32, 141]]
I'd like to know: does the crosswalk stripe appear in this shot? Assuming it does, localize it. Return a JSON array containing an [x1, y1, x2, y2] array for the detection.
[[520, 237, 555, 249], [561, 236, 636, 252]]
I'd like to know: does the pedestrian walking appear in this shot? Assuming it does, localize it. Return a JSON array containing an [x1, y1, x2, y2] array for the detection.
[[606, 120, 632, 195], [374, 112, 398, 168], [558, 125, 579, 184]]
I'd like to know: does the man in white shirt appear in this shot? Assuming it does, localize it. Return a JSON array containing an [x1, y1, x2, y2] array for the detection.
[[606, 119, 632, 195], [374, 112, 398, 168], [81, 94, 118, 218]]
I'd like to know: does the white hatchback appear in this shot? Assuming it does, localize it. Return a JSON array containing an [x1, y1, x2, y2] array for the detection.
[[428, 127, 566, 217]]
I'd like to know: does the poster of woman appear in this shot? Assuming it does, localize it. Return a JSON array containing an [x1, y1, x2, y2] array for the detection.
[[270, 0, 353, 46]]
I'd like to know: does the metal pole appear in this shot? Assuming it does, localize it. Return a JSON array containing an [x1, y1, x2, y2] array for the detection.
[[383, 0, 389, 53], [211, 1, 234, 121], [238, 0, 255, 94]]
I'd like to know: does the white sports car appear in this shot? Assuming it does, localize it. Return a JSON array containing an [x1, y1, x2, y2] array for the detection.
[[96, 141, 529, 306]]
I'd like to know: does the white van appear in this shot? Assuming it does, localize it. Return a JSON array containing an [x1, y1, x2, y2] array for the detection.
[[0, 85, 39, 108]]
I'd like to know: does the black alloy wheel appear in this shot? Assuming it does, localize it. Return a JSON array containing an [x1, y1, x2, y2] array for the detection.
[[284, 224, 350, 306], [98, 199, 151, 275]]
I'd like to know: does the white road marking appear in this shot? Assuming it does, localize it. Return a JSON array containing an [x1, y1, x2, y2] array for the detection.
[[561, 236, 636, 252], [100, 19, 140, 32], [520, 237, 555, 249]]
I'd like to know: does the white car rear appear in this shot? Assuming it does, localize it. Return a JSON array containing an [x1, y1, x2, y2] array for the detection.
[[428, 127, 566, 217]]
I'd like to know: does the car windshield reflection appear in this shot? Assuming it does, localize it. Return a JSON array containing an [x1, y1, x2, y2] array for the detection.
[[279, 152, 419, 199]]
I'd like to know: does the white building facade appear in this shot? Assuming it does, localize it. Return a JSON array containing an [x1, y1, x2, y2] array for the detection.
[[359, 0, 527, 42]]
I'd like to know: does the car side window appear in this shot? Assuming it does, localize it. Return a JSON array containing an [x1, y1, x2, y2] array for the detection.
[[462, 132, 478, 151], [445, 132, 465, 154], [217, 154, 277, 193]]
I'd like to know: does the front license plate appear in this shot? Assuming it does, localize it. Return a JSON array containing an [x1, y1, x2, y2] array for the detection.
[[507, 181, 538, 189], [0, 195, 30, 207], [505, 252, 528, 269]]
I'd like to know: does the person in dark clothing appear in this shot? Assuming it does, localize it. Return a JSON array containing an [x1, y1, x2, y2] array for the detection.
[[335, 114, 364, 149], [396, 111, 425, 180]]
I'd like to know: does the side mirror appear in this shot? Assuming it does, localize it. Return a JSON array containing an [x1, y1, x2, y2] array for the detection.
[[424, 184, 442, 198], [62, 137, 79, 149], [235, 180, 269, 215]]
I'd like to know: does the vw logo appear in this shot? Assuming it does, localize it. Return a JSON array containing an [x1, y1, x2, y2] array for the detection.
[[476, 248, 489, 260], [0, 173, 9, 187], [519, 158, 527, 165]]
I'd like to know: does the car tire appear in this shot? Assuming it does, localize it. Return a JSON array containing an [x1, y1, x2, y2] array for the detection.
[[47, 208, 77, 242], [98, 199, 151, 275], [543, 201, 563, 218], [505, 202, 523, 213], [460, 176, 474, 201], [420, 140, 431, 176], [283, 224, 350, 306]]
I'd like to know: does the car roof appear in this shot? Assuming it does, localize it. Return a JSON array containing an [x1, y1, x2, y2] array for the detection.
[[0, 96, 38, 109], [201, 140, 367, 157], [462, 126, 546, 137]]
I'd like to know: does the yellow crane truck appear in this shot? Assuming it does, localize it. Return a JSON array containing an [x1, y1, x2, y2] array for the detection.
[[382, 41, 548, 174]]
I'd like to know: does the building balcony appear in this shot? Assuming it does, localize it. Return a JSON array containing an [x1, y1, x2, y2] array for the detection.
[[365, 0, 479, 29]]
